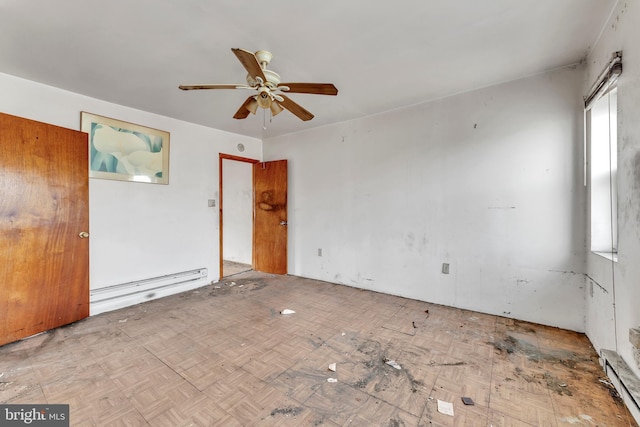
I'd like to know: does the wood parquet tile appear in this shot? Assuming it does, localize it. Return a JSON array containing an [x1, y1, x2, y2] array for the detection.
[[0, 271, 637, 426]]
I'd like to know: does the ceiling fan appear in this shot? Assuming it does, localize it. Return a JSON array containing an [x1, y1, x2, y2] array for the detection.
[[179, 48, 338, 122]]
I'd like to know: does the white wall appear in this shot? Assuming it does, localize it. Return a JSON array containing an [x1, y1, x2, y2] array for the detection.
[[0, 72, 261, 312], [264, 66, 587, 331], [0, 56, 596, 334], [584, 0, 640, 378], [222, 159, 253, 264]]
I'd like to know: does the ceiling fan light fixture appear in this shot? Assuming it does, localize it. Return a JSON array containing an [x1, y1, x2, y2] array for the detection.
[[256, 88, 272, 109], [270, 102, 284, 116], [246, 98, 258, 114]]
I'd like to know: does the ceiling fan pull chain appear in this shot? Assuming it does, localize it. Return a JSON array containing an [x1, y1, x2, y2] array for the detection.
[[263, 108, 267, 130]]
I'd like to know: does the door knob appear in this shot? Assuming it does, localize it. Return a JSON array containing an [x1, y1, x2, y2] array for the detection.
[[78, 232, 89, 238], [279, 221, 288, 226]]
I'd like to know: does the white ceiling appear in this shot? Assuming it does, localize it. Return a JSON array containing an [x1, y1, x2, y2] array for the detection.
[[0, 0, 617, 139]]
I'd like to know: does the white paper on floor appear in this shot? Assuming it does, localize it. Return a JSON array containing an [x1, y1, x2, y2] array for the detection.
[[437, 399, 454, 416], [384, 359, 402, 370], [280, 309, 296, 315]]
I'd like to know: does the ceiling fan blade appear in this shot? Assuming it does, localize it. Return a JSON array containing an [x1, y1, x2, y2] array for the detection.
[[279, 95, 314, 121], [278, 83, 338, 96], [231, 48, 267, 82], [233, 96, 258, 119], [179, 84, 250, 90]]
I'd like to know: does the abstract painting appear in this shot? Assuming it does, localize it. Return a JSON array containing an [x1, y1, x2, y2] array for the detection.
[[81, 112, 169, 184]]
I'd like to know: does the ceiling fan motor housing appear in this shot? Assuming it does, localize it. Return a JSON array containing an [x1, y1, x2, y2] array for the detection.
[[246, 69, 281, 89]]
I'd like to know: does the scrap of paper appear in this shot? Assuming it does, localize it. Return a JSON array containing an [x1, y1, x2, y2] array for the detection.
[[437, 399, 454, 416]]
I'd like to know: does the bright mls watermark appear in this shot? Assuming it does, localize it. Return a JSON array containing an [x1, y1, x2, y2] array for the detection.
[[0, 405, 69, 426]]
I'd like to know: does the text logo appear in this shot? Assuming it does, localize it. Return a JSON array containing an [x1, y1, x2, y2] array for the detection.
[[0, 405, 69, 426]]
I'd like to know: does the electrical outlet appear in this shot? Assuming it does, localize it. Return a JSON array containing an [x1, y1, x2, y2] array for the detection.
[[318, 248, 323, 257], [208, 199, 215, 207], [442, 263, 450, 274]]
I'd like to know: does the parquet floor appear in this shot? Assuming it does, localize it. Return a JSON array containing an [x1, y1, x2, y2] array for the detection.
[[0, 271, 637, 426], [222, 260, 252, 277]]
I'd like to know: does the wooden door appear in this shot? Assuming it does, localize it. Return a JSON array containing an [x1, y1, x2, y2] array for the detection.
[[0, 113, 89, 346], [253, 160, 287, 274]]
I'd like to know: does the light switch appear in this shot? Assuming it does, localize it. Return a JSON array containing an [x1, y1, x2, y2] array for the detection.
[[208, 199, 215, 207]]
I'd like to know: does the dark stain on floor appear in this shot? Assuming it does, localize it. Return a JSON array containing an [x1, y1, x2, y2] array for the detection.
[[270, 406, 303, 417], [489, 333, 630, 400]]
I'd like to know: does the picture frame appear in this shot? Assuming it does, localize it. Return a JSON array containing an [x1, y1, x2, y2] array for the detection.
[[80, 112, 170, 184]]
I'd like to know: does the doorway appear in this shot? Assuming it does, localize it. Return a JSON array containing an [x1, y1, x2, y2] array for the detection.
[[219, 154, 258, 278], [219, 154, 289, 278]]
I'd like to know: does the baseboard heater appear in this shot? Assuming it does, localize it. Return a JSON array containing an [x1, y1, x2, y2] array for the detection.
[[601, 349, 640, 424], [90, 268, 208, 315]]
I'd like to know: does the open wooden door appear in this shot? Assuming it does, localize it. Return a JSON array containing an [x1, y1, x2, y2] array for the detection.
[[253, 160, 287, 274], [0, 113, 89, 346]]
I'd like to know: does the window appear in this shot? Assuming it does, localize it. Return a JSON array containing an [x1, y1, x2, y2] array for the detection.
[[589, 87, 618, 256]]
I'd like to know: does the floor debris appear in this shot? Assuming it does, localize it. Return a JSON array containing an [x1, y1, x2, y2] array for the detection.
[[328, 363, 337, 372], [327, 378, 338, 383], [280, 309, 296, 315], [560, 416, 592, 424], [383, 358, 402, 370], [270, 407, 303, 417], [119, 319, 127, 323], [462, 396, 474, 405], [437, 399, 454, 416], [2, 270, 634, 426], [598, 377, 614, 388]]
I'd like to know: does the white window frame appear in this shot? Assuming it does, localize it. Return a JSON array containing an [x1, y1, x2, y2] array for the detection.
[[588, 87, 618, 260]]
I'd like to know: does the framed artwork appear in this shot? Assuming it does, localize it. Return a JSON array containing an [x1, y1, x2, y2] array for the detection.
[[80, 112, 169, 184]]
